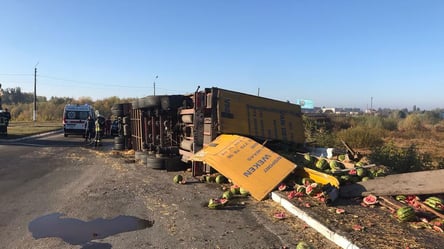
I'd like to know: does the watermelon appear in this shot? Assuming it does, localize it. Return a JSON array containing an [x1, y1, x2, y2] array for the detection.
[[222, 191, 233, 200], [278, 183, 287, 191], [215, 175, 227, 184], [173, 175, 183, 184], [397, 206, 416, 222], [303, 153, 314, 166], [315, 158, 328, 170], [329, 160, 339, 170], [361, 176, 370, 182], [301, 177, 314, 186], [363, 194, 378, 205], [305, 183, 321, 196], [208, 198, 228, 209], [295, 185, 306, 193], [230, 185, 240, 195], [424, 196, 444, 211], [206, 175, 215, 183], [239, 187, 249, 196], [356, 167, 367, 177], [296, 241, 313, 249]]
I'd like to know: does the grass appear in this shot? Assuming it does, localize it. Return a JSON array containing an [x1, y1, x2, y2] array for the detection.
[[2, 121, 62, 139]]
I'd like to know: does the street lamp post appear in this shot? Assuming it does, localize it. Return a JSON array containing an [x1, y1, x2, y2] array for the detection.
[[153, 75, 158, 96], [33, 62, 39, 124]]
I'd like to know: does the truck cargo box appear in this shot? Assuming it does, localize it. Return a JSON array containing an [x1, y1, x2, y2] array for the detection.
[[214, 88, 305, 144]]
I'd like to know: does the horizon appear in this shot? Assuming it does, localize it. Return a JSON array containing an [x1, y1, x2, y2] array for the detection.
[[1, 1, 443, 111]]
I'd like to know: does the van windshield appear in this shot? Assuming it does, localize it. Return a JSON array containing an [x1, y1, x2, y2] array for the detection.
[[65, 111, 90, 120]]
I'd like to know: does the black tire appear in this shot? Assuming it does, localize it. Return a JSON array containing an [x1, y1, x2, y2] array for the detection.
[[131, 99, 139, 109], [139, 96, 161, 109], [112, 109, 124, 117], [135, 151, 148, 164], [164, 156, 187, 171], [146, 156, 165, 169], [64, 133, 68, 137], [113, 143, 125, 151], [161, 95, 184, 111], [111, 103, 124, 110], [114, 136, 125, 144]]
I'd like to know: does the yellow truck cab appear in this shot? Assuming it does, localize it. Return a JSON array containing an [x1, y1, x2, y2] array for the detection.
[[63, 104, 95, 137]]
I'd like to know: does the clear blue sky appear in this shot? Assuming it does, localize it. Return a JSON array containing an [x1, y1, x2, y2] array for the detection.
[[1, 0, 443, 110]]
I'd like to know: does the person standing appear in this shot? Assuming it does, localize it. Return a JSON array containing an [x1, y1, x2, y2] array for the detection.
[[84, 115, 95, 143], [94, 116, 105, 147]]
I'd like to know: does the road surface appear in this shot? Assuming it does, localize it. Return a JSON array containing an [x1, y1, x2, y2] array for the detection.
[[0, 132, 338, 249]]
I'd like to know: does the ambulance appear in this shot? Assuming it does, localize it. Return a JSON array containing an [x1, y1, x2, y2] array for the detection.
[[63, 104, 95, 137]]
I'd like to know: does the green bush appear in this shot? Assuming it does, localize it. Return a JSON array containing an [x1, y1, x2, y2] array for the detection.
[[369, 143, 424, 173], [337, 126, 384, 149], [398, 114, 422, 131]]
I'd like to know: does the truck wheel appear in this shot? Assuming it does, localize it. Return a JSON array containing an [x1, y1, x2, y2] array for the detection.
[[161, 95, 184, 111], [146, 156, 165, 169], [112, 109, 124, 117], [113, 143, 124, 151], [139, 96, 161, 109]]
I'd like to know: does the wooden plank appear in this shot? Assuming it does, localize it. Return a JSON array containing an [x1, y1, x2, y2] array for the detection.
[[339, 169, 444, 197]]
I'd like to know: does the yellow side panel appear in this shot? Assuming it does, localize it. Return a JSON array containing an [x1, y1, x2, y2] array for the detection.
[[216, 88, 305, 144], [295, 167, 340, 188], [191, 134, 296, 201]]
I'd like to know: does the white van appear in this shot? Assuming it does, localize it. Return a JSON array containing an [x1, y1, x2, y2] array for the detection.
[[63, 104, 95, 137]]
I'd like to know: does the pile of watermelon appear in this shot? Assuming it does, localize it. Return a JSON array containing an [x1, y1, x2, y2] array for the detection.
[[299, 153, 388, 185]]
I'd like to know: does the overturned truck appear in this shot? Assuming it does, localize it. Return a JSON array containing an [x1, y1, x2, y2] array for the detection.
[[128, 87, 305, 176]]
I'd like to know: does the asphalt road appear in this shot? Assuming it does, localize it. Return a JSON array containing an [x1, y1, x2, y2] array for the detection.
[[0, 132, 339, 249]]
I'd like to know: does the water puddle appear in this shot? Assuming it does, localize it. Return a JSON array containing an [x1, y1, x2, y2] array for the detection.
[[29, 213, 154, 248]]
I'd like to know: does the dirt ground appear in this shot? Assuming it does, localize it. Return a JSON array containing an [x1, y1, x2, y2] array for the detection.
[[102, 149, 444, 249]]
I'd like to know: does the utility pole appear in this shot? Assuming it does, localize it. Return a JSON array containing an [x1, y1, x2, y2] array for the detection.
[[257, 87, 260, 96], [33, 62, 39, 124], [153, 75, 158, 96]]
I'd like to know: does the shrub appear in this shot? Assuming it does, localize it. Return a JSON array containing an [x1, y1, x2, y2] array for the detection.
[[369, 143, 423, 173], [337, 126, 384, 149], [398, 114, 422, 131]]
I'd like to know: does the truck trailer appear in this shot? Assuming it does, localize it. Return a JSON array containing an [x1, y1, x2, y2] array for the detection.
[[128, 87, 305, 175]]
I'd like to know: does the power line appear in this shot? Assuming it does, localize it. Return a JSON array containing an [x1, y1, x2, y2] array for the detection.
[[0, 73, 34, 76], [39, 75, 151, 89]]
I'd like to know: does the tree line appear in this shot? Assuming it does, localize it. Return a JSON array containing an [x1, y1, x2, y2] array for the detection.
[[1, 87, 135, 121]]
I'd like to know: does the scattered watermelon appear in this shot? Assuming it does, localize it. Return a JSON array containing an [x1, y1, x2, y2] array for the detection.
[[222, 191, 233, 200], [215, 175, 227, 184], [208, 198, 228, 209], [336, 208, 345, 214], [397, 206, 416, 222], [305, 183, 322, 196], [356, 167, 367, 177], [296, 241, 313, 249], [278, 183, 287, 191], [239, 187, 250, 196], [273, 211, 286, 220], [230, 185, 240, 195], [301, 177, 314, 186], [206, 175, 215, 183], [173, 175, 183, 184], [363, 194, 378, 205], [315, 158, 328, 170]]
